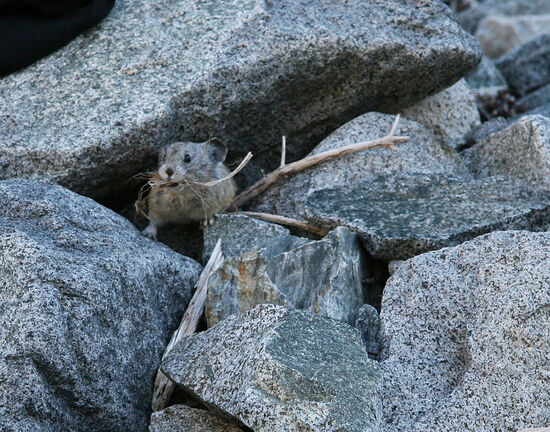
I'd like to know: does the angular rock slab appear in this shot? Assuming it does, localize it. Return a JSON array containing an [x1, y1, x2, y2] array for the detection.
[[206, 226, 369, 326], [149, 405, 242, 432], [203, 213, 308, 262], [303, 174, 550, 260], [252, 112, 470, 217], [0, 0, 480, 198], [401, 79, 480, 149], [517, 83, 550, 113], [463, 115, 550, 189], [475, 14, 550, 58], [0, 180, 201, 432], [465, 56, 507, 91], [380, 231, 550, 432], [496, 34, 550, 95], [162, 305, 381, 432]]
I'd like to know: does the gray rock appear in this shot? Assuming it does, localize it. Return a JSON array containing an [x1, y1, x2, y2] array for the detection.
[[354, 304, 380, 359], [251, 112, 469, 217], [463, 115, 550, 189], [516, 83, 550, 113], [303, 173, 550, 260], [0, 180, 201, 431], [380, 231, 550, 432], [475, 14, 550, 58], [519, 102, 550, 120], [456, 0, 550, 33], [401, 79, 480, 149], [465, 56, 507, 90], [0, 0, 480, 199], [496, 34, 550, 95], [463, 116, 509, 148], [162, 304, 382, 432], [206, 226, 369, 326], [203, 214, 307, 263], [149, 405, 242, 432], [387, 260, 406, 276]]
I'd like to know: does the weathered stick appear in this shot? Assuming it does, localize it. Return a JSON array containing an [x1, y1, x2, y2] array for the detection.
[[232, 115, 409, 208], [151, 238, 224, 412], [233, 211, 329, 237], [280, 135, 286, 168]]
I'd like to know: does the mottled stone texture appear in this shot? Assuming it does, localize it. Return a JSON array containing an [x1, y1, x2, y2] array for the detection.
[[380, 231, 550, 432], [303, 174, 550, 260], [463, 115, 550, 189], [354, 304, 381, 359], [162, 305, 381, 432], [0, 180, 201, 432], [252, 112, 469, 217], [149, 405, 242, 432], [401, 79, 480, 149], [475, 14, 550, 58], [203, 214, 307, 262], [0, 0, 480, 198], [496, 34, 550, 95], [206, 226, 369, 326]]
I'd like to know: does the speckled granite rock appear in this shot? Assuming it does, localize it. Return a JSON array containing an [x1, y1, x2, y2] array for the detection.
[[463, 115, 550, 189], [456, 0, 550, 33], [517, 83, 550, 113], [380, 231, 550, 432], [354, 304, 380, 359], [162, 304, 381, 432], [475, 14, 550, 58], [203, 214, 307, 263], [206, 227, 369, 326], [149, 405, 242, 432], [0, 180, 201, 432], [496, 34, 550, 95], [251, 113, 469, 217], [464, 56, 507, 91], [0, 0, 480, 198], [303, 174, 550, 260], [463, 117, 509, 148], [401, 79, 480, 149]]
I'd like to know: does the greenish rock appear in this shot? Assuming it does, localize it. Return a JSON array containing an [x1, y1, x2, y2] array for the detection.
[[0, 0, 480, 198], [149, 405, 242, 432], [303, 174, 550, 260], [162, 305, 381, 432], [252, 112, 469, 218], [206, 227, 369, 327]]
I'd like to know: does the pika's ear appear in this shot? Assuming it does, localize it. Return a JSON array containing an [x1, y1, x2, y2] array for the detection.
[[207, 138, 227, 164]]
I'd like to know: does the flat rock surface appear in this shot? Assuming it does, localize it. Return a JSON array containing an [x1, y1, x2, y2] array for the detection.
[[251, 112, 469, 217], [464, 115, 550, 189], [0, 0, 480, 198], [0, 180, 201, 432], [303, 174, 550, 260], [496, 34, 550, 95], [149, 405, 242, 432], [465, 56, 507, 90], [380, 231, 550, 432], [206, 226, 369, 326], [401, 79, 480, 149], [517, 83, 550, 113], [162, 304, 381, 432]]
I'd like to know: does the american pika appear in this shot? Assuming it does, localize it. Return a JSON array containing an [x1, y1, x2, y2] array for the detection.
[[142, 139, 237, 239]]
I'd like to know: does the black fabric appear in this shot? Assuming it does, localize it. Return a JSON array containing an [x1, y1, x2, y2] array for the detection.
[[0, 0, 115, 76]]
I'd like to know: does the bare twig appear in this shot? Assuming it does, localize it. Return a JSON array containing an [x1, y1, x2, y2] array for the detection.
[[232, 115, 409, 208], [151, 238, 224, 412], [280, 136, 286, 168], [234, 211, 329, 237]]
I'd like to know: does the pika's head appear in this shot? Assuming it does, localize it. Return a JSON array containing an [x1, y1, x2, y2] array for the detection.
[[157, 138, 228, 181]]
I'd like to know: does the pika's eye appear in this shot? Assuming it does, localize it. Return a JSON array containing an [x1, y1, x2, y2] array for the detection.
[[184, 154, 191, 163]]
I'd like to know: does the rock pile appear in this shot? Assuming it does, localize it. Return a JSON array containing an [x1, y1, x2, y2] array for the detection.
[[1, 0, 549, 431]]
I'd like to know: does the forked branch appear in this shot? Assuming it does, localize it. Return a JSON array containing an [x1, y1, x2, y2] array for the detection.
[[232, 115, 409, 208]]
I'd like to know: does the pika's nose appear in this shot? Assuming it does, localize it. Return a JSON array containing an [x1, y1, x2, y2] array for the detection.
[[165, 167, 174, 177]]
